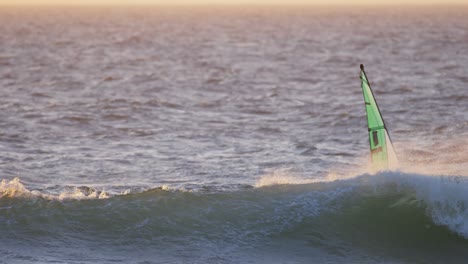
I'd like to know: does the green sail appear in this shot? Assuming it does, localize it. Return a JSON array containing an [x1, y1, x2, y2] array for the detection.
[[359, 64, 398, 170]]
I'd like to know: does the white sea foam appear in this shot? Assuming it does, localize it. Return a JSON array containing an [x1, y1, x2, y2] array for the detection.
[[255, 169, 316, 187], [406, 175, 468, 238], [0, 177, 193, 200], [0, 177, 32, 198], [362, 172, 468, 238], [0, 177, 110, 201], [57, 187, 109, 200]]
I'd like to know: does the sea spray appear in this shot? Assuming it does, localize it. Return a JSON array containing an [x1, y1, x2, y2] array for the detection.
[[0, 177, 31, 198]]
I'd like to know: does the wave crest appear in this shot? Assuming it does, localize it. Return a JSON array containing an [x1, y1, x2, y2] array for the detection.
[[255, 169, 312, 187], [0, 177, 110, 200], [0, 177, 31, 198]]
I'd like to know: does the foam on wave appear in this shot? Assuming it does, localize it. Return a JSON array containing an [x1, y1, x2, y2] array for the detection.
[[0, 177, 110, 200], [2, 169, 468, 240]]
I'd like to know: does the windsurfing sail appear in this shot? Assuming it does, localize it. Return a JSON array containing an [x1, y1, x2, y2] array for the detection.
[[360, 64, 398, 170]]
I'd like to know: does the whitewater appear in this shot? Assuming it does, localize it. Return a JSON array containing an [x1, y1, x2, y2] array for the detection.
[[1, 6, 467, 264]]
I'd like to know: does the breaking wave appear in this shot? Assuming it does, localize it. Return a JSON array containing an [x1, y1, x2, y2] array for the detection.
[[2, 172, 468, 253]]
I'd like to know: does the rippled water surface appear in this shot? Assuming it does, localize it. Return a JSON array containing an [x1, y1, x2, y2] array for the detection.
[[0, 6, 467, 264]]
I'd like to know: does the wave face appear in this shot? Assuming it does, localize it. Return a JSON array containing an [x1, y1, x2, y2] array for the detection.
[[2, 172, 468, 264]]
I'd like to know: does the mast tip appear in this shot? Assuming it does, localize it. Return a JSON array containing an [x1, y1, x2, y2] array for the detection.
[[360, 64, 364, 70]]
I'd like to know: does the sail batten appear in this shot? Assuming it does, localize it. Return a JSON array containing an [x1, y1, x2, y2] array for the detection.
[[359, 64, 398, 170]]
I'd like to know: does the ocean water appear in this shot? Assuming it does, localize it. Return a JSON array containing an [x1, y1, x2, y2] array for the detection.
[[0, 6, 467, 264]]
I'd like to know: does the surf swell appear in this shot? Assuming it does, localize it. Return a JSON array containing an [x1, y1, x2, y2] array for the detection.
[[2, 172, 468, 262]]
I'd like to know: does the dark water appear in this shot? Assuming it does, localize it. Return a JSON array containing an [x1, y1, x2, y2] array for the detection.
[[0, 6, 467, 264]]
